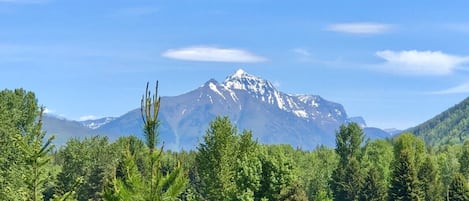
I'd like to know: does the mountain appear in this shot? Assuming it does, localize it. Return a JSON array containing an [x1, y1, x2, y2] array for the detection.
[[43, 69, 389, 150], [384, 128, 402, 136], [80, 117, 116, 129], [407, 97, 469, 146], [42, 115, 95, 145]]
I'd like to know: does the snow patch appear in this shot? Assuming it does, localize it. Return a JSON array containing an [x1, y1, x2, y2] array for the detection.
[[209, 82, 226, 99], [81, 117, 115, 130], [274, 91, 286, 110], [293, 110, 308, 118], [207, 95, 213, 104]]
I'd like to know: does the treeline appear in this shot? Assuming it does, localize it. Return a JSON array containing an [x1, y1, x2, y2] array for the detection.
[[409, 97, 469, 146], [1, 87, 469, 200]]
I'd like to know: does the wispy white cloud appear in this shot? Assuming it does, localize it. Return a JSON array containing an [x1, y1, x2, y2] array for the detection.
[[375, 50, 469, 75], [326, 22, 393, 34], [292, 48, 311, 57], [431, 83, 469, 94], [162, 46, 267, 63], [444, 23, 469, 33], [79, 115, 98, 121], [291, 48, 315, 62]]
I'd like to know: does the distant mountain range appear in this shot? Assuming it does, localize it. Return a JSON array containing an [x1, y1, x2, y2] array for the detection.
[[43, 69, 391, 150]]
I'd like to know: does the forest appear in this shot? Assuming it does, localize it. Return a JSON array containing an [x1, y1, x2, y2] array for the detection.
[[1, 85, 469, 201]]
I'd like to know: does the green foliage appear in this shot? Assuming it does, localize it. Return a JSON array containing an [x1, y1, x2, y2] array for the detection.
[[194, 117, 300, 201], [55, 136, 117, 200], [448, 173, 469, 201], [436, 145, 461, 199], [3, 87, 469, 201], [331, 123, 364, 201], [408, 97, 469, 146], [278, 182, 308, 201], [459, 140, 469, 179], [234, 130, 262, 199], [393, 133, 426, 168], [389, 150, 420, 201], [360, 166, 387, 201], [105, 82, 188, 201], [299, 145, 337, 201], [257, 145, 297, 201], [361, 139, 393, 186], [195, 116, 238, 200], [0, 88, 76, 200], [0, 88, 38, 200], [335, 123, 364, 164], [21, 107, 55, 201], [141, 81, 161, 153], [418, 156, 443, 201]]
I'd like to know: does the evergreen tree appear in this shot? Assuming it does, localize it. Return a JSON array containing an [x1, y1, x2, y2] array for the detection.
[[21, 107, 55, 201], [334, 123, 364, 164], [459, 140, 469, 180], [0, 89, 76, 200], [330, 123, 364, 201], [361, 139, 393, 188], [256, 145, 296, 201], [436, 146, 461, 200], [105, 82, 187, 200], [0, 89, 38, 199], [418, 156, 443, 201], [303, 146, 337, 201], [195, 116, 238, 200], [54, 136, 116, 201], [448, 173, 469, 201], [388, 150, 420, 201], [360, 167, 387, 201], [278, 181, 308, 201], [234, 130, 262, 200]]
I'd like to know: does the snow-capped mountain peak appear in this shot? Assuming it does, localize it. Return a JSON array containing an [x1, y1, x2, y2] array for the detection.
[[232, 68, 247, 78]]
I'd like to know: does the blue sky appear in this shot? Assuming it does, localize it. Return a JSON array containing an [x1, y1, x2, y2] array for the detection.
[[1, 0, 469, 129]]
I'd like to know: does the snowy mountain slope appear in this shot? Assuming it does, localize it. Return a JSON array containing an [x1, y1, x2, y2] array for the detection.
[[80, 117, 116, 129]]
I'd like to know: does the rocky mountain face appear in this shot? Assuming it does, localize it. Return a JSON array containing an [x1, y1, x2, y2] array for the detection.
[[43, 69, 389, 150]]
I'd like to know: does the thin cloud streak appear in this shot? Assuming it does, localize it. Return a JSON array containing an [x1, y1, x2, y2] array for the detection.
[[162, 46, 267, 63], [375, 50, 469, 75], [431, 83, 469, 94], [326, 22, 393, 34]]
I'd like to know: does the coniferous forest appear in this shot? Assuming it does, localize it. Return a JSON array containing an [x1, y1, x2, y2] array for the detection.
[[1, 84, 469, 201]]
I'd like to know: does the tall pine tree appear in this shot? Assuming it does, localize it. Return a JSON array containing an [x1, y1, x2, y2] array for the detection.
[[330, 123, 364, 201], [388, 150, 420, 201], [448, 173, 469, 201], [418, 156, 442, 201], [21, 107, 55, 201], [105, 82, 187, 201], [195, 116, 238, 200], [360, 166, 387, 201]]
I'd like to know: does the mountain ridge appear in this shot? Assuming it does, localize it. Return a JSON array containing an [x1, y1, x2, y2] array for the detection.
[[43, 69, 390, 150], [407, 96, 469, 146]]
